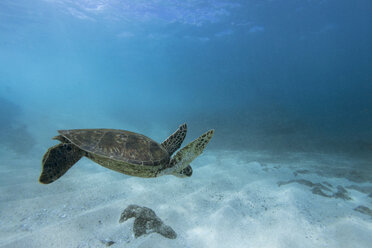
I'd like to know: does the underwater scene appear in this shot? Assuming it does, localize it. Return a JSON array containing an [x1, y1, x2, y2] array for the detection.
[[0, 0, 372, 247]]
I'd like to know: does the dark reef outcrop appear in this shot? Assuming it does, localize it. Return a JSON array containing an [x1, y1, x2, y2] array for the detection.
[[354, 206, 372, 217], [119, 205, 177, 239], [278, 179, 351, 200]]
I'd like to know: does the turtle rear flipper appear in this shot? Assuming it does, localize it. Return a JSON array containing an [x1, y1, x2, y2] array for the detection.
[[161, 129, 214, 177], [161, 123, 187, 156], [39, 143, 84, 184]]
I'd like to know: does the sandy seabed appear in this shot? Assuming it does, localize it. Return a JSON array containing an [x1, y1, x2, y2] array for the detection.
[[1, 150, 371, 248]]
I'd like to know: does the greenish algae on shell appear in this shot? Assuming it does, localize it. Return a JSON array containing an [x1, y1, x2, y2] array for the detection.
[[59, 129, 170, 178]]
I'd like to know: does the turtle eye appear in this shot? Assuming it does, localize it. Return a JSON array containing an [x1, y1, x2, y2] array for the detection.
[[181, 165, 192, 177], [63, 144, 72, 151]]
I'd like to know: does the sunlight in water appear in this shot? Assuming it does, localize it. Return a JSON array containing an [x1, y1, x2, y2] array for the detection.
[[0, 0, 372, 247]]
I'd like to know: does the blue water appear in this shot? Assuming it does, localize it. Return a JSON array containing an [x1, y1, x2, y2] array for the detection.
[[1, 0, 371, 159], [1, 1, 372, 247]]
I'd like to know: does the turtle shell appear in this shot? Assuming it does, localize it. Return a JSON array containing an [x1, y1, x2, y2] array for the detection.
[[58, 129, 169, 166]]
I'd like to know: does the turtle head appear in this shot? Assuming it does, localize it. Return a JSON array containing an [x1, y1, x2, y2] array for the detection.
[[173, 165, 193, 178], [160, 129, 214, 178]]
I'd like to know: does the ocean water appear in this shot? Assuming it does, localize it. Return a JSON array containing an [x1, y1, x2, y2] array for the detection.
[[0, 0, 372, 247]]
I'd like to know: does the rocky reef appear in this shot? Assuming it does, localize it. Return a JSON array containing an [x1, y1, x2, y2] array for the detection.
[[278, 179, 352, 200], [119, 205, 177, 239], [354, 206, 372, 217]]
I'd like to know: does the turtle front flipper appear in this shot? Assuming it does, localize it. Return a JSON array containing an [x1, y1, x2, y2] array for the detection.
[[161, 123, 187, 156], [160, 129, 214, 177], [39, 143, 84, 184]]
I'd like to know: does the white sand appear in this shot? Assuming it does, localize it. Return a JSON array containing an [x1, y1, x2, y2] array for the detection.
[[1, 150, 372, 248]]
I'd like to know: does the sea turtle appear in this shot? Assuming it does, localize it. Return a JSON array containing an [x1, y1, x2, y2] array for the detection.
[[39, 124, 214, 184]]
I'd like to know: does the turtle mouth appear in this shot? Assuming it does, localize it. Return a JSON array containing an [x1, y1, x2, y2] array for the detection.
[[180, 165, 193, 177]]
